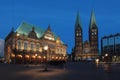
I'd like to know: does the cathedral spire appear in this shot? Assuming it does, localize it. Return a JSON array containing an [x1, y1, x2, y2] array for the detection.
[[75, 11, 82, 29], [89, 9, 97, 28]]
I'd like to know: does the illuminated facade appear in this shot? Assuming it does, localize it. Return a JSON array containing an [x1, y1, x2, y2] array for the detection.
[[73, 10, 99, 61], [4, 22, 67, 64]]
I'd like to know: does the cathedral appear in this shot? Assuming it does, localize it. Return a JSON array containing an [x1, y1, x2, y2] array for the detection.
[[72, 10, 99, 61]]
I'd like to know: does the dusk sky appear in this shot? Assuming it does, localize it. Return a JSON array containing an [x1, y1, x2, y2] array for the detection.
[[0, 0, 120, 54]]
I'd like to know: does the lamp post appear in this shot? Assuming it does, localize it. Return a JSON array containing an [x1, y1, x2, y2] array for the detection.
[[39, 47, 42, 63], [105, 53, 108, 62], [114, 56, 116, 62], [43, 45, 48, 71], [35, 54, 37, 64]]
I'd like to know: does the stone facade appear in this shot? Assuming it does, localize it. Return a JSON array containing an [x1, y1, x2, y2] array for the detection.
[[4, 22, 67, 64], [73, 10, 98, 61]]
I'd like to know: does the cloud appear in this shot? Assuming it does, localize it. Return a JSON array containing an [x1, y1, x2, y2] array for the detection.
[[0, 39, 4, 57]]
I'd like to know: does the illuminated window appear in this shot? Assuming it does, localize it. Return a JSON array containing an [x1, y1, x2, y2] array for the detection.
[[31, 43, 34, 51], [24, 42, 28, 50], [76, 31, 81, 36], [36, 43, 39, 51], [18, 40, 21, 50], [76, 33, 78, 36]]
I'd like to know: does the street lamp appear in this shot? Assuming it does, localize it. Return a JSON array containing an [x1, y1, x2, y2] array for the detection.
[[105, 53, 109, 62], [114, 56, 116, 62], [35, 54, 37, 64], [43, 45, 48, 71], [105, 54, 108, 57]]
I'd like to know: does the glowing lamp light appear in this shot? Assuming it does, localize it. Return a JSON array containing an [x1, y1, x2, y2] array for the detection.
[[16, 33, 20, 36], [105, 54, 108, 57], [44, 45, 48, 51], [35, 54, 37, 57], [96, 59, 99, 63]]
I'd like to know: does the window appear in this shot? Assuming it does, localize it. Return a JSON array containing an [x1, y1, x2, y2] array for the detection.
[[92, 32, 94, 35], [18, 40, 21, 50], [79, 33, 81, 36], [24, 42, 28, 50], [76, 33, 78, 36], [94, 32, 97, 35], [31, 43, 34, 51], [36, 43, 39, 51]]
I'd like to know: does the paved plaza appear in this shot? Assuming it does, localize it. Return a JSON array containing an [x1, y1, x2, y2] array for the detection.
[[0, 62, 120, 80]]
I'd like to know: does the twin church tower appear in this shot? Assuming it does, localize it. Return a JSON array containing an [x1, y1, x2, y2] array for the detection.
[[72, 10, 98, 61]]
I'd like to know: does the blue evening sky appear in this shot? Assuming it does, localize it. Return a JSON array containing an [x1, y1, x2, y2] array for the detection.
[[0, 0, 120, 54]]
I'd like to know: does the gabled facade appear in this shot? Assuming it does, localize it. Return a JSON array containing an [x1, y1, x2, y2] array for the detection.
[[4, 22, 67, 64]]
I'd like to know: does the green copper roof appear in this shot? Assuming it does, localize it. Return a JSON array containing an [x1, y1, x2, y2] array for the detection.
[[16, 22, 58, 40], [75, 11, 82, 29], [16, 22, 65, 45], [90, 10, 97, 28], [16, 22, 45, 38]]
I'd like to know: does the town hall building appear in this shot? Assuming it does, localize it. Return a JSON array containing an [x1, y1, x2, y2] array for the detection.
[[4, 22, 67, 64]]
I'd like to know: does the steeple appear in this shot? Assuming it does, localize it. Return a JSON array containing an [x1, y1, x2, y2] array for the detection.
[[89, 9, 97, 28], [75, 11, 82, 29], [47, 24, 51, 31]]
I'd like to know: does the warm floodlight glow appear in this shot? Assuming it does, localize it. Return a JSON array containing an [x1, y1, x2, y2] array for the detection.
[[11, 53, 15, 57], [43, 56, 46, 59], [39, 48, 42, 52], [25, 55, 29, 58], [56, 57, 58, 59], [52, 56, 54, 59], [38, 56, 41, 58]]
